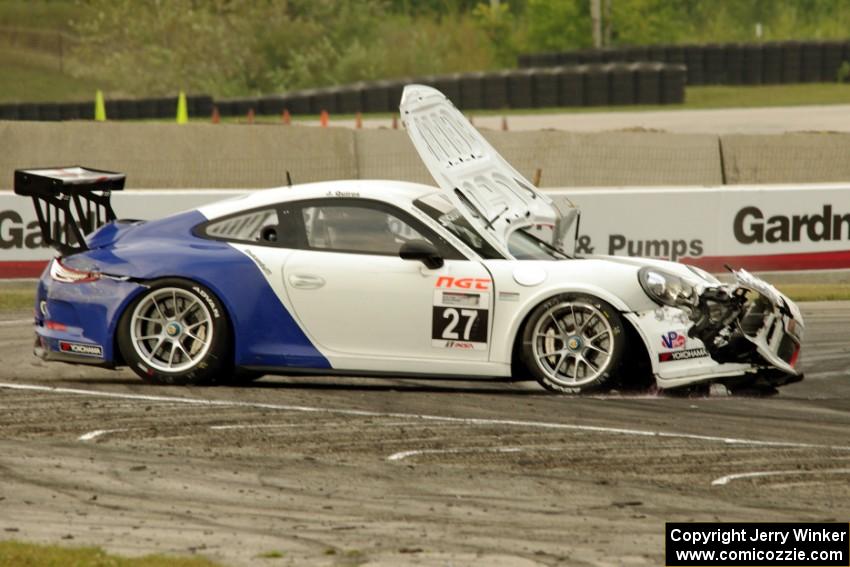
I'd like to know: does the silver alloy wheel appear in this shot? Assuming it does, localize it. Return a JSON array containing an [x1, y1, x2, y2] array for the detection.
[[530, 300, 614, 387], [129, 287, 214, 373]]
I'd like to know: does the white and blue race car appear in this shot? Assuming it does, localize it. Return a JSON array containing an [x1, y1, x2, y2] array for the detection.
[[15, 85, 804, 394]]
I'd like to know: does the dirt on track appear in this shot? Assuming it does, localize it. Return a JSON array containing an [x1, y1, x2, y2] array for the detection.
[[0, 302, 848, 566]]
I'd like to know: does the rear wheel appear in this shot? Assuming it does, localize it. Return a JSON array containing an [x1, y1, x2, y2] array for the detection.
[[118, 279, 231, 385], [520, 293, 626, 394]]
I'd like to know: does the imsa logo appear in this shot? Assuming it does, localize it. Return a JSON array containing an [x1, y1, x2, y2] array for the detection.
[[658, 347, 708, 363], [59, 341, 104, 358]]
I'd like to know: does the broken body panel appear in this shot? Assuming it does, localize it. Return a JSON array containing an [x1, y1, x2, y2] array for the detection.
[[400, 84, 803, 384]]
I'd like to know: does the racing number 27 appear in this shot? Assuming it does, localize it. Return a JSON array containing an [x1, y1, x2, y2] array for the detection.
[[442, 308, 476, 340], [432, 306, 488, 343]]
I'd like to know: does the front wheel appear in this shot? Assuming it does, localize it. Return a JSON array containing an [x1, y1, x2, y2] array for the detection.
[[520, 293, 626, 394], [118, 279, 231, 385]]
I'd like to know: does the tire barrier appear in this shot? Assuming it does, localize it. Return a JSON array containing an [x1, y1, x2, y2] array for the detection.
[[725, 43, 745, 85], [780, 40, 802, 83], [557, 66, 584, 106], [742, 44, 763, 85], [481, 72, 509, 109], [583, 65, 610, 106], [519, 38, 850, 86], [0, 94, 215, 121], [0, 64, 687, 123], [532, 68, 560, 108], [635, 63, 661, 105], [609, 63, 635, 106], [458, 72, 485, 111], [337, 85, 364, 114], [762, 42, 782, 84]]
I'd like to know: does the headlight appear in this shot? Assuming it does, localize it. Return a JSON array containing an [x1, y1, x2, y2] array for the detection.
[[638, 267, 696, 309]]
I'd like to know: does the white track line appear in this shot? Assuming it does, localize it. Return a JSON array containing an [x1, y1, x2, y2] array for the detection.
[[712, 468, 850, 486], [78, 428, 128, 442], [0, 319, 33, 328], [210, 420, 448, 431], [387, 445, 564, 462], [3, 381, 850, 452]]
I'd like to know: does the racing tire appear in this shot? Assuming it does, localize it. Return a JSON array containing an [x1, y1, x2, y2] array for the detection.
[[118, 279, 231, 385], [520, 293, 626, 394]]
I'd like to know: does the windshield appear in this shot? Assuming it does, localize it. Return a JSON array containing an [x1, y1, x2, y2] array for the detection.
[[414, 194, 504, 260], [508, 229, 568, 260]]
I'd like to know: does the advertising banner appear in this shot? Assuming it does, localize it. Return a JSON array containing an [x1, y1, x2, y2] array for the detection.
[[553, 184, 850, 273], [1, 184, 849, 278]]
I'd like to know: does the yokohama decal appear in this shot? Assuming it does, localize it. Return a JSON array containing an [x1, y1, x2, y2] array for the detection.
[[59, 341, 104, 358], [658, 348, 708, 362]]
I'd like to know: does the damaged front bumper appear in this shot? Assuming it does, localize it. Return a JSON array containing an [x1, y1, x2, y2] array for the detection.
[[688, 269, 803, 376]]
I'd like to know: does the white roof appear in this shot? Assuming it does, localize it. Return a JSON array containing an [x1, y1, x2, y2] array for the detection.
[[198, 179, 440, 220]]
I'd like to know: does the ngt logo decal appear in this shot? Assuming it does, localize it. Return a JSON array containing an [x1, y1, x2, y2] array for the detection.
[[59, 341, 104, 358], [435, 276, 491, 290], [660, 331, 686, 350], [658, 348, 708, 362]]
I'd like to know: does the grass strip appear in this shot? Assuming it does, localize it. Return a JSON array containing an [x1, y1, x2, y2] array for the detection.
[[0, 540, 222, 567]]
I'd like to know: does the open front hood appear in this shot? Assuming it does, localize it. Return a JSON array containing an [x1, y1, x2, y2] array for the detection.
[[400, 84, 577, 253]]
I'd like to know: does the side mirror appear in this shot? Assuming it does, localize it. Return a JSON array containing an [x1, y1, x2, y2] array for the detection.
[[399, 239, 444, 269]]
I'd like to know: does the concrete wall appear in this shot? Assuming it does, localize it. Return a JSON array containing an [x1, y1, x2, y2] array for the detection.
[[720, 133, 850, 184], [1, 121, 848, 190], [483, 131, 723, 187], [0, 121, 358, 189]]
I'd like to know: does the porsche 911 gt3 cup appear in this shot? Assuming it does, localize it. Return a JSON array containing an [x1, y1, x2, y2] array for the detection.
[[15, 85, 804, 394]]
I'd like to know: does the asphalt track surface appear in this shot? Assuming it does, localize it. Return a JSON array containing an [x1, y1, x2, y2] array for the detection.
[[0, 302, 848, 566]]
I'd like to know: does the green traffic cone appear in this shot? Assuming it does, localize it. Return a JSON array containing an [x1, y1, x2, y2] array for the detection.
[[176, 91, 188, 124], [94, 90, 106, 121]]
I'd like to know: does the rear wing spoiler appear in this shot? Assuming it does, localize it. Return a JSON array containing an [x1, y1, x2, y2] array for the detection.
[[14, 166, 125, 255]]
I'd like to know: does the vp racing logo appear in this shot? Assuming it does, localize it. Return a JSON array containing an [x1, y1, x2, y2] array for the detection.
[[661, 331, 686, 350]]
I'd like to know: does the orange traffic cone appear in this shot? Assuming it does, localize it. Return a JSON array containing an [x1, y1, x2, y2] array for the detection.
[[320, 110, 329, 127], [247, 108, 255, 124], [392, 116, 398, 129], [355, 112, 362, 129], [501, 116, 508, 131], [211, 106, 220, 124], [282, 109, 291, 125]]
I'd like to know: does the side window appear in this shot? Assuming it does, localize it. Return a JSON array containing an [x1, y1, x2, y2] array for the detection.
[[301, 202, 461, 258], [302, 205, 422, 255], [200, 207, 295, 246]]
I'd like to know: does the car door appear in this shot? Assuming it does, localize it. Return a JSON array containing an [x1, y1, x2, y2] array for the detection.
[[281, 198, 494, 362]]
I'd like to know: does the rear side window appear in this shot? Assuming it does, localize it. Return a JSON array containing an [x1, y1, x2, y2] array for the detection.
[[204, 209, 278, 241], [198, 206, 301, 247]]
